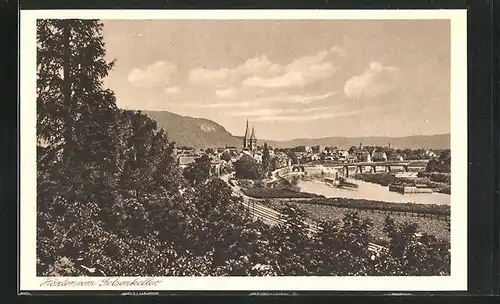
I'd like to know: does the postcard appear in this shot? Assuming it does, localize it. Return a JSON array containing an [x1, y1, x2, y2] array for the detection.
[[19, 9, 467, 292]]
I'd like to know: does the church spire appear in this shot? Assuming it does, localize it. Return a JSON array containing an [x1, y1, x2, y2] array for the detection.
[[244, 119, 249, 138], [250, 126, 256, 139]]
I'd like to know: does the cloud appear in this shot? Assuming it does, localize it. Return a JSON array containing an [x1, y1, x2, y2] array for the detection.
[[344, 62, 401, 99], [237, 55, 282, 78], [242, 49, 342, 88], [330, 46, 348, 58], [183, 90, 338, 109], [128, 61, 177, 88], [188, 47, 345, 89], [188, 67, 235, 87], [253, 110, 359, 122], [215, 88, 237, 98], [229, 106, 332, 117], [164, 87, 181, 94], [188, 55, 281, 87]]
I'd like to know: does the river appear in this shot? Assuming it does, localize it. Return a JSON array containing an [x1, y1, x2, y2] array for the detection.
[[297, 178, 450, 205]]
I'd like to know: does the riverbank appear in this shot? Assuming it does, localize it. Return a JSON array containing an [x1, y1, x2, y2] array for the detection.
[[355, 172, 451, 194], [298, 178, 450, 205]]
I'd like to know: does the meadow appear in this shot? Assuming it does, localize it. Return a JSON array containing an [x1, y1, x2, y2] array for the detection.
[[259, 199, 450, 244]]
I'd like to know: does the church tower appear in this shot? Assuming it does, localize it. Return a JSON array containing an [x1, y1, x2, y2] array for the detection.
[[250, 126, 257, 151], [243, 120, 257, 151], [243, 119, 251, 150]]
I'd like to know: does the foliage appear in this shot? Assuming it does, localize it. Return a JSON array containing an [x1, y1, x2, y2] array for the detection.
[[205, 148, 215, 155], [286, 150, 299, 165], [234, 155, 265, 180], [37, 19, 117, 165], [262, 143, 271, 171], [183, 154, 211, 186], [417, 172, 451, 183], [425, 150, 451, 173], [242, 187, 322, 199], [220, 151, 232, 162]]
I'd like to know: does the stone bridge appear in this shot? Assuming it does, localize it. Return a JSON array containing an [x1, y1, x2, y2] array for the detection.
[[291, 160, 429, 178]]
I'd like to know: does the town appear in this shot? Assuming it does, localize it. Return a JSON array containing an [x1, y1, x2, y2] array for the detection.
[[176, 120, 448, 185]]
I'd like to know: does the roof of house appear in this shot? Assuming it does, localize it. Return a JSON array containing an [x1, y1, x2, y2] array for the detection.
[[178, 156, 197, 166], [372, 151, 387, 156]]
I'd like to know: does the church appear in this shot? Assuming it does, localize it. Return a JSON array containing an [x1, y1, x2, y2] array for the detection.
[[242, 119, 257, 151]]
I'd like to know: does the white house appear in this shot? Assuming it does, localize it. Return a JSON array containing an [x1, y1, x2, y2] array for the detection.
[[310, 154, 320, 161]]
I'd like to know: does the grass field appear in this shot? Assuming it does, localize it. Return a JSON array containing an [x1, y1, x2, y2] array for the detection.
[[259, 199, 450, 244]]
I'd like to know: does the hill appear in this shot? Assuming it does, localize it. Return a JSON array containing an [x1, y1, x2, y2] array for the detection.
[[262, 134, 450, 150], [143, 111, 240, 149], [143, 110, 450, 150]]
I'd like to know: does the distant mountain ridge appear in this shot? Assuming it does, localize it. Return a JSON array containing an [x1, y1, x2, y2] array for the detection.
[[143, 110, 450, 150]]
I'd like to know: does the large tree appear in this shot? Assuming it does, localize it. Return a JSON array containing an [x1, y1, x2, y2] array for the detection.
[[37, 19, 117, 166]]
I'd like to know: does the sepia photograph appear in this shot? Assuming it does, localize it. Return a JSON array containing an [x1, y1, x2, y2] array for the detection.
[[20, 10, 467, 291]]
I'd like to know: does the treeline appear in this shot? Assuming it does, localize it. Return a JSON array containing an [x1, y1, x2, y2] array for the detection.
[[242, 188, 321, 199], [425, 151, 451, 173], [36, 19, 450, 277], [297, 198, 450, 216]]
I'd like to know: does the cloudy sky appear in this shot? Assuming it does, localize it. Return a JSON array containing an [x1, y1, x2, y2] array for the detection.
[[102, 19, 450, 140]]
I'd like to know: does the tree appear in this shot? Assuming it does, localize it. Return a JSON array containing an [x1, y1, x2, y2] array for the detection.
[[205, 148, 215, 155], [220, 151, 232, 162], [425, 150, 451, 173], [286, 150, 298, 165], [234, 155, 264, 180], [262, 143, 271, 171], [37, 19, 117, 166], [311, 145, 321, 154], [183, 154, 211, 186]]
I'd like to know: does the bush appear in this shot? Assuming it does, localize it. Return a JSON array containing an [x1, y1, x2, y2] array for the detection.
[[417, 172, 451, 183]]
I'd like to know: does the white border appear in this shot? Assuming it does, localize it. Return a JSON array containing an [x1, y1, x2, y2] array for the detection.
[[20, 9, 468, 291]]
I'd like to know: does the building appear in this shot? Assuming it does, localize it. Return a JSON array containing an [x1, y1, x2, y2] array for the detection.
[[349, 143, 372, 162], [253, 152, 263, 164], [178, 156, 198, 170], [310, 154, 320, 161], [293, 145, 312, 153], [243, 120, 257, 152], [371, 150, 388, 162], [210, 158, 221, 177], [225, 146, 239, 155], [389, 153, 404, 161], [270, 152, 292, 169], [176, 146, 196, 156], [425, 150, 437, 158]]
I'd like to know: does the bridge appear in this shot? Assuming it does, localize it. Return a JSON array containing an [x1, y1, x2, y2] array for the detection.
[[290, 160, 429, 177]]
